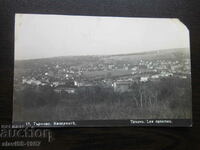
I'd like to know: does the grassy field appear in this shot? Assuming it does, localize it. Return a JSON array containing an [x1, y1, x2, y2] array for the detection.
[[82, 69, 132, 79], [13, 78, 192, 121]]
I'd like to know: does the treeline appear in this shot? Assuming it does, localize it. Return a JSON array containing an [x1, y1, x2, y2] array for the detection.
[[13, 77, 192, 121]]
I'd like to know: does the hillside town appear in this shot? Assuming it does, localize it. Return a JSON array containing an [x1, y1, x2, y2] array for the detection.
[[14, 56, 191, 94]]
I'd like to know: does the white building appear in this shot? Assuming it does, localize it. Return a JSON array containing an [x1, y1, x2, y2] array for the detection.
[[140, 77, 148, 82], [113, 81, 132, 93]]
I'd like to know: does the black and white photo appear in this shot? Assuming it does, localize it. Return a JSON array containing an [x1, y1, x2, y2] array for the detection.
[[13, 14, 192, 127]]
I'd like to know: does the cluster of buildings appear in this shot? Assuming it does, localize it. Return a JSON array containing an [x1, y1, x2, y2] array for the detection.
[[16, 58, 191, 94]]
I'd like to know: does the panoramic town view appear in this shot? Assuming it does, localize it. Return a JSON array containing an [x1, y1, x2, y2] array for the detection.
[[13, 14, 192, 121], [13, 48, 192, 121]]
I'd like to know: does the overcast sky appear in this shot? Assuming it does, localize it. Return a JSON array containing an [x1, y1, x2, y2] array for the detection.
[[15, 14, 189, 60]]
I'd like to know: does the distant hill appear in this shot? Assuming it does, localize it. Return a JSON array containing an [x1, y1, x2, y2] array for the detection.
[[15, 48, 190, 69], [107, 48, 189, 57], [101, 48, 190, 64]]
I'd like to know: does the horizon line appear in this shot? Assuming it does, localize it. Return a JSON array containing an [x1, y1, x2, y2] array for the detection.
[[15, 47, 189, 61]]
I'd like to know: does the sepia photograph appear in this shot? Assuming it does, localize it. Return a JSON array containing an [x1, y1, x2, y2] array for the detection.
[[13, 14, 192, 126]]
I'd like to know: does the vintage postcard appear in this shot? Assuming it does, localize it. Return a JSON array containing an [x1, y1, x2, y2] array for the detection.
[[13, 14, 192, 127]]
